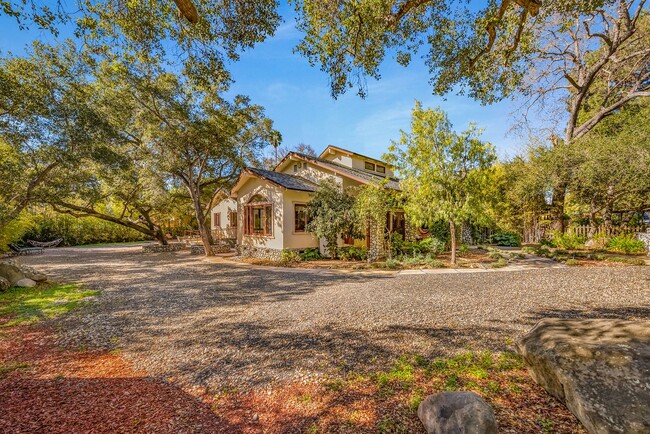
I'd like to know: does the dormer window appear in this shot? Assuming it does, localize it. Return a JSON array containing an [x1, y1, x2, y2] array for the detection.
[[293, 163, 299, 172], [376, 165, 386, 174], [364, 161, 375, 171]]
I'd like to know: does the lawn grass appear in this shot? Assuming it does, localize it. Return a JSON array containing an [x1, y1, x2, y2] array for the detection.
[[0, 283, 99, 327]]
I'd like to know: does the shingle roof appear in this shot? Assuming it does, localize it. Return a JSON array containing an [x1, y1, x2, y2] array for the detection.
[[292, 152, 401, 190], [246, 167, 319, 192]]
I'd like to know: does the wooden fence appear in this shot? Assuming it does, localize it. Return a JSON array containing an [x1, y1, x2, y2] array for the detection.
[[522, 224, 647, 243], [567, 225, 646, 238]]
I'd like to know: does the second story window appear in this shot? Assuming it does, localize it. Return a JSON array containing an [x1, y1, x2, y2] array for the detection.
[[376, 165, 386, 174], [364, 161, 375, 171]]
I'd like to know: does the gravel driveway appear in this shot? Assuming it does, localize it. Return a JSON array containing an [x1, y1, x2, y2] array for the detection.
[[22, 245, 650, 391]]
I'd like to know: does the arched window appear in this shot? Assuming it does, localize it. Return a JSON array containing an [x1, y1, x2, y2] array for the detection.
[[244, 195, 273, 236]]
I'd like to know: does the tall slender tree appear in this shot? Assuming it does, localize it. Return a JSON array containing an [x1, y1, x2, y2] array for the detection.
[[386, 102, 496, 264]]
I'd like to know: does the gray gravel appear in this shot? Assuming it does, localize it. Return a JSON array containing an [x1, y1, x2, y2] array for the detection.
[[22, 245, 650, 391]]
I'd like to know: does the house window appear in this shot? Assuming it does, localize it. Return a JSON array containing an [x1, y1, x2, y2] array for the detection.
[[294, 204, 309, 232], [293, 163, 299, 172], [244, 195, 273, 236], [364, 161, 375, 171], [376, 165, 386, 174], [213, 212, 221, 227], [229, 211, 237, 228]]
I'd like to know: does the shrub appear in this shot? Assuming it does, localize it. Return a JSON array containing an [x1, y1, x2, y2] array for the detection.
[[458, 243, 470, 256], [488, 251, 502, 260], [299, 248, 322, 261], [548, 231, 586, 250], [489, 231, 521, 247], [417, 237, 446, 255], [385, 259, 400, 269], [564, 259, 580, 266], [281, 249, 300, 263], [338, 246, 368, 261], [606, 234, 646, 254], [489, 257, 508, 268]]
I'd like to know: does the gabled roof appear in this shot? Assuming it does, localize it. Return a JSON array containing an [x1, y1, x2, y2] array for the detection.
[[231, 167, 319, 196], [319, 145, 392, 168], [290, 152, 401, 190]]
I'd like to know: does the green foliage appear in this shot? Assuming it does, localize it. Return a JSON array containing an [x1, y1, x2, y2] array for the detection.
[[307, 180, 359, 259], [293, 0, 612, 101], [281, 249, 301, 263], [458, 244, 470, 255], [489, 231, 522, 247], [489, 258, 508, 268], [19, 212, 147, 247], [548, 231, 586, 250], [0, 283, 99, 327], [564, 259, 580, 266], [338, 247, 368, 261], [299, 248, 322, 261], [354, 181, 396, 256], [384, 259, 400, 269], [385, 103, 496, 264], [606, 234, 646, 254], [395, 237, 446, 257]]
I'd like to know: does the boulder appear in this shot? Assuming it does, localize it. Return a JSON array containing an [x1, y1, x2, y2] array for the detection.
[[20, 265, 47, 282], [517, 318, 650, 434], [417, 391, 497, 434], [0, 263, 26, 285], [14, 278, 37, 288], [0, 276, 10, 291]]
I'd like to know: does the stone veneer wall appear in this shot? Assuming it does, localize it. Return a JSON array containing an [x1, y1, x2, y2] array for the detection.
[[636, 229, 650, 256], [142, 243, 185, 253], [236, 245, 286, 261], [191, 244, 234, 255]]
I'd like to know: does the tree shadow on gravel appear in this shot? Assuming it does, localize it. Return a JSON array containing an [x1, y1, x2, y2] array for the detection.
[[523, 305, 650, 323], [126, 320, 516, 390]]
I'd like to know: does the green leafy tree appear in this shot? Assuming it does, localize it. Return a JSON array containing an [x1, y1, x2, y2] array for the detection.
[[95, 61, 276, 255], [1, 0, 281, 86], [386, 102, 496, 264], [0, 41, 112, 231], [306, 179, 359, 258]]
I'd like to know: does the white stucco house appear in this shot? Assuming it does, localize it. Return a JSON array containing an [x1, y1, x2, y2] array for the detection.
[[210, 145, 409, 259]]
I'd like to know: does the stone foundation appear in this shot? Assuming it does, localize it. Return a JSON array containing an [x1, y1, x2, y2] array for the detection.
[[236, 245, 284, 261], [190, 244, 234, 255], [635, 230, 650, 255], [142, 243, 185, 253]]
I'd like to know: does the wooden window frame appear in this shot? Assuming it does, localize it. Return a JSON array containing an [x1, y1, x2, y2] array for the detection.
[[376, 165, 386, 174], [244, 203, 273, 237], [229, 211, 238, 228], [364, 161, 375, 171], [214, 212, 221, 227], [294, 204, 309, 233]]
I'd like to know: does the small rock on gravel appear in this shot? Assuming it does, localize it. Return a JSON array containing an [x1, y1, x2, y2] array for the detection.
[[14, 278, 37, 288], [418, 391, 498, 434]]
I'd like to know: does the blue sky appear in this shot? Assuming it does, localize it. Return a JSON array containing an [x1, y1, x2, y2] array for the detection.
[[0, 5, 527, 161]]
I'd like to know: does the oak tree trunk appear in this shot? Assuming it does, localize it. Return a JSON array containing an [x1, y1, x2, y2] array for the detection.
[[187, 182, 214, 256]]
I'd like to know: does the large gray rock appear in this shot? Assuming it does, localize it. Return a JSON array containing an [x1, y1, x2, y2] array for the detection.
[[14, 278, 37, 288], [517, 318, 650, 434], [19, 264, 47, 282], [0, 276, 10, 291], [0, 263, 25, 285], [417, 391, 497, 434]]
